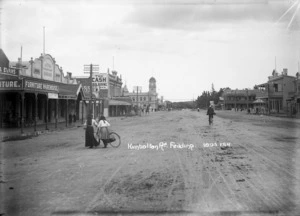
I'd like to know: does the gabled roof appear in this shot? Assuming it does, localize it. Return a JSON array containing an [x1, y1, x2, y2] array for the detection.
[[0, 49, 9, 68]]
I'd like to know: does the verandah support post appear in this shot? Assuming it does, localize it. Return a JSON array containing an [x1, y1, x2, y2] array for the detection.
[[66, 99, 69, 127], [81, 100, 84, 124], [55, 99, 58, 129], [34, 93, 38, 131], [21, 92, 25, 134], [45, 95, 48, 130]]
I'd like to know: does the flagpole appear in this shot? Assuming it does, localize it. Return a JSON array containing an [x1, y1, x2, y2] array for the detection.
[[43, 26, 45, 55]]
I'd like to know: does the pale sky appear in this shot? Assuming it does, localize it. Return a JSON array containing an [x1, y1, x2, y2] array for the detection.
[[1, 0, 300, 101]]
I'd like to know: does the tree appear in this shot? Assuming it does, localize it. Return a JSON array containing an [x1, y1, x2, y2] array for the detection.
[[196, 87, 227, 109]]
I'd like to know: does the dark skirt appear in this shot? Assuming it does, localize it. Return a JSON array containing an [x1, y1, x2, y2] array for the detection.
[[85, 125, 98, 147]]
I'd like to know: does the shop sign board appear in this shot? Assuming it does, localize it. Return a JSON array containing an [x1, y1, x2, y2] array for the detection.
[[92, 73, 108, 89], [0, 66, 19, 76], [0, 80, 22, 90], [48, 92, 59, 99], [24, 80, 59, 92]]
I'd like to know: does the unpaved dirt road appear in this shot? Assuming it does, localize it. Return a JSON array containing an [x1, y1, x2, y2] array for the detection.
[[1, 110, 300, 216]]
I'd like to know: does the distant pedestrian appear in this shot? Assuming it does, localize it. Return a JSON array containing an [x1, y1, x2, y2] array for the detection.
[[97, 115, 111, 148], [207, 105, 216, 125], [146, 105, 149, 114], [73, 114, 76, 122]]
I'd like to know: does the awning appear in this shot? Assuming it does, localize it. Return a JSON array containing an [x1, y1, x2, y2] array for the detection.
[[58, 83, 81, 99], [253, 99, 266, 104], [109, 99, 132, 106]]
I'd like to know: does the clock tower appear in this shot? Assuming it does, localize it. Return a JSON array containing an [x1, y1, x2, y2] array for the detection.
[[149, 77, 156, 93]]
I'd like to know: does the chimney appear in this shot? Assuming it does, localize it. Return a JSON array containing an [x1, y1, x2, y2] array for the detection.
[[112, 70, 117, 76], [66, 72, 72, 84], [282, 68, 288, 75]]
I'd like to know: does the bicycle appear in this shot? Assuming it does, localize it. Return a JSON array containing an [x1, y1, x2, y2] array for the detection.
[[107, 131, 121, 148]]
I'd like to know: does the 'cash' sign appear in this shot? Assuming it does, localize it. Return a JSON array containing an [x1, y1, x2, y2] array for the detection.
[[92, 74, 108, 90]]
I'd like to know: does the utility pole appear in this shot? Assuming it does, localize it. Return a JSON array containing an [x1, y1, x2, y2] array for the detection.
[[89, 64, 93, 114], [84, 64, 99, 117]]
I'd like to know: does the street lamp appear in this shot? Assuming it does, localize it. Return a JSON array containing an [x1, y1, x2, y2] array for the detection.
[[133, 86, 142, 115]]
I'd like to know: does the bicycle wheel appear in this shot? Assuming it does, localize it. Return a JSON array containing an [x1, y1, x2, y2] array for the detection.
[[108, 132, 121, 148]]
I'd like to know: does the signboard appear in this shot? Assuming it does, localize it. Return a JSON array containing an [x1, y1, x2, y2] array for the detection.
[[0, 66, 19, 76], [48, 92, 59, 99], [0, 80, 22, 90], [92, 74, 108, 90], [24, 80, 59, 92], [82, 86, 100, 98], [42, 55, 54, 81]]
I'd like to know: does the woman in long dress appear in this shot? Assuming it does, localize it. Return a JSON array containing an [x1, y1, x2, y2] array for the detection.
[[85, 115, 99, 148], [97, 116, 110, 148]]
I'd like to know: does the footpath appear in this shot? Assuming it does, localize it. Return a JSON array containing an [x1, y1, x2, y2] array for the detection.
[[0, 115, 135, 142], [0, 121, 84, 142]]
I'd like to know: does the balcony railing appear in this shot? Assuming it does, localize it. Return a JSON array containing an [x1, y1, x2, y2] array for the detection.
[[255, 91, 268, 98]]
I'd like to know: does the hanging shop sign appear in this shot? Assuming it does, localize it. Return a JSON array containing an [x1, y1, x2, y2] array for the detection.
[[0, 80, 22, 90], [24, 79, 59, 92], [48, 92, 58, 99]]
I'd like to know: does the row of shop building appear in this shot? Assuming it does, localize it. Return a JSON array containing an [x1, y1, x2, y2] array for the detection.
[[220, 68, 300, 116], [0, 49, 161, 129]]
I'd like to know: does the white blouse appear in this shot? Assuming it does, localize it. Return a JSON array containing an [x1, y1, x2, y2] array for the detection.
[[98, 120, 110, 127]]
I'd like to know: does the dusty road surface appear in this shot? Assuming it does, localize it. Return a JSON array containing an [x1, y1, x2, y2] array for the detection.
[[1, 110, 300, 216]]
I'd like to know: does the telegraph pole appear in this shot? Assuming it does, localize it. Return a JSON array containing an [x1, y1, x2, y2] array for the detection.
[[84, 64, 99, 117], [89, 64, 93, 114]]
